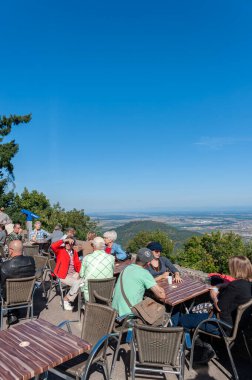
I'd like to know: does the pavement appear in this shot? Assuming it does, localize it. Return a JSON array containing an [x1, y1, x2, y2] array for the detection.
[[5, 281, 252, 380]]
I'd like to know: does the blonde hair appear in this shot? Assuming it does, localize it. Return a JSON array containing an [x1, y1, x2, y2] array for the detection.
[[228, 256, 252, 280]]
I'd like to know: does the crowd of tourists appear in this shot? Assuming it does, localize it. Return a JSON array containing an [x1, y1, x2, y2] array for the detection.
[[0, 209, 252, 366]]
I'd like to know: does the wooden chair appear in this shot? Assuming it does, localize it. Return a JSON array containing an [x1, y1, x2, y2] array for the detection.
[[0, 276, 36, 329], [88, 277, 116, 305], [49, 302, 118, 380], [33, 255, 48, 297], [131, 323, 185, 380], [189, 299, 252, 380], [23, 245, 39, 257]]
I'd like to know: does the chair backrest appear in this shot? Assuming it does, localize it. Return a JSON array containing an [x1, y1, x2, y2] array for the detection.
[[5, 276, 36, 305], [33, 255, 48, 271], [133, 323, 184, 367], [81, 302, 117, 348], [23, 245, 39, 257], [88, 277, 116, 304], [229, 298, 252, 342], [48, 258, 56, 272]]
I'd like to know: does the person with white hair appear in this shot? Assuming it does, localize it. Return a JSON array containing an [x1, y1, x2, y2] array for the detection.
[[79, 236, 115, 301], [0, 208, 13, 235], [103, 230, 127, 260]]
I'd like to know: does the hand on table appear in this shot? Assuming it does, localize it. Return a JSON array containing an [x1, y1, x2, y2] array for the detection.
[[174, 273, 183, 283], [161, 272, 169, 280]]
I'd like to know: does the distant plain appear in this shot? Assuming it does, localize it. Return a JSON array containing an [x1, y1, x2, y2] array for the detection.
[[90, 211, 252, 240]]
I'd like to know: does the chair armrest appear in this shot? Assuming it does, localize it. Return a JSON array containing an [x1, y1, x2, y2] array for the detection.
[[83, 333, 119, 377], [57, 319, 81, 333], [115, 313, 135, 323], [93, 290, 111, 305], [193, 317, 232, 339], [197, 317, 232, 331]]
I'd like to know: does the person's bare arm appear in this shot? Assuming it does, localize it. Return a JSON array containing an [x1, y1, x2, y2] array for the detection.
[[154, 272, 169, 282], [150, 284, 165, 301], [174, 272, 183, 283]]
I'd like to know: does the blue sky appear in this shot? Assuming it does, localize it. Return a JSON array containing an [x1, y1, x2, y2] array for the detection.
[[1, 1, 252, 212]]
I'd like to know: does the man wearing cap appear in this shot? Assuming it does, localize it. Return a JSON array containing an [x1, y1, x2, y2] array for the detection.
[[50, 237, 82, 310], [112, 248, 165, 317]]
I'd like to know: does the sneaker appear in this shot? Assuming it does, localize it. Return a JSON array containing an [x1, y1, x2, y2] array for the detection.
[[62, 300, 73, 311]]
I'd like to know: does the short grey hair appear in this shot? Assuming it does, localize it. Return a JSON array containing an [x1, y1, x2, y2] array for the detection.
[[103, 230, 117, 241], [92, 237, 105, 250]]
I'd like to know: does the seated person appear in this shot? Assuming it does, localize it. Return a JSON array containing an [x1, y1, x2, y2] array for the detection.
[[80, 237, 114, 301], [103, 230, 127, 260], [0, 224, 6, 257], [0, 240, 35, 325], [146, 241, 182, 283], [50, 237, 82, 311], [29, 221, 50, 242], [50, 224, 64, 243], [82, 231, 96, 256], [0, 207, 13, 235], [61, 227, 76, 240], [7, 223, 23, 244], [112, 248, 165, 317], [172, 256, 252, 334]]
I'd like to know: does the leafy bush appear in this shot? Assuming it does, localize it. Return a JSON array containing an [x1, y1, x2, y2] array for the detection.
[[177, 231, 248, 273], [126, 230, 174, 258]]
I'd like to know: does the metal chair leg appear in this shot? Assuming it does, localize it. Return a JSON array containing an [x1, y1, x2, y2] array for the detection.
[[58, 280, 65, 310], [0, 307, 3, 331], [242, 330, 252, 361], [225, 341, 239, 380], [46, 278, 54, 306], [189, 332, 199, 370]]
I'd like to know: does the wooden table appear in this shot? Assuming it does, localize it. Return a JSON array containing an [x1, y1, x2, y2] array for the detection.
[[158, 275, 210, 307], [114, 259, 133, 275], [0, 319, 90, 380]]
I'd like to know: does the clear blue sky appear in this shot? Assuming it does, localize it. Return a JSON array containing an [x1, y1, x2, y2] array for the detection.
[[1, 1, 252, 212]]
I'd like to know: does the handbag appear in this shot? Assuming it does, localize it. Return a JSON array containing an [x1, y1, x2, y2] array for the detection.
[[120, 270, 165, 326]]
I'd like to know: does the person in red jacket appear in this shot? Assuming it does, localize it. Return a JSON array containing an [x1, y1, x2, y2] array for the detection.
[[51, 237, 82, 310]]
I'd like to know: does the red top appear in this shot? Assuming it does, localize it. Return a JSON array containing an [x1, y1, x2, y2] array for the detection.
[[105, 246, 112, 254], [50, 240, 81, 279], [208, 273, 235, 283]]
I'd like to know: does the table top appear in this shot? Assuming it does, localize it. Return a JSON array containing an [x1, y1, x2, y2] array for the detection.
[[24, 240, 49, 246], [0, 319, 90, 380], [158, 275, 210, 306], [114, 259, 133, 275]]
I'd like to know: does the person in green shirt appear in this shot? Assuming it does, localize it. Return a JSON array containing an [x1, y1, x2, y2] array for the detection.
[[112, 248, 165, 316], [80, 236, 115, 301]]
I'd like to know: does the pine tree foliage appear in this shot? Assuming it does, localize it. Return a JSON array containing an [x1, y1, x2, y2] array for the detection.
[[0, 114, 32, 196]]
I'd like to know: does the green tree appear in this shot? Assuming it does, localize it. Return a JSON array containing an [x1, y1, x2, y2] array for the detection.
[[126, 230, 174, 258], [7, 187, 97, 240], [177, 231, 246, 273], [0, 114, 31, 200], [244, 241, 252, 262]]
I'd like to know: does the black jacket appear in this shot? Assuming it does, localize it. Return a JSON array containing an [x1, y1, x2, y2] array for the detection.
[[218, 279, 252, 326], [0, 255, 35, 298]]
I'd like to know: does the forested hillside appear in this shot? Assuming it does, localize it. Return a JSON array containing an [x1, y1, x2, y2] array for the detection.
[[113, 220, 200, 250]]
